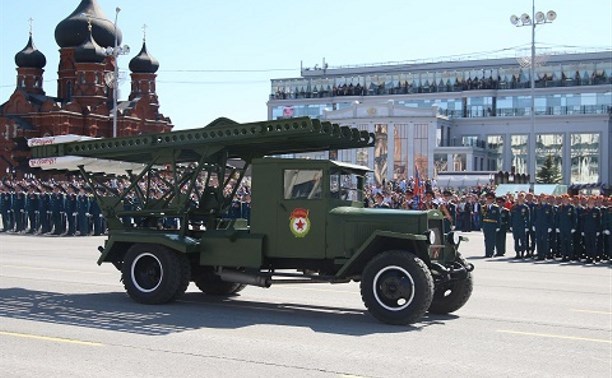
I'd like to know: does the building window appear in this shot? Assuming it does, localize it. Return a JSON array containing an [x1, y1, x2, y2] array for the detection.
[[453, 154, 466, 171], [434, 153, 448, 174], [393, 124, 409, 180], [413, 123, 429, 178], [487, 135, 504, 171], [570, 133, 599, 183], [510, 135, 528, 175], [535, 134, 563, 182]]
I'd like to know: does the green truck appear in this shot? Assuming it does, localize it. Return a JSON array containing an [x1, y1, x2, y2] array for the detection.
[[30, 117, 473, 325]]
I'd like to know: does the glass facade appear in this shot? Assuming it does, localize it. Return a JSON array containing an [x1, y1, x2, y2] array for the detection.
[[570, 133, 599, 183], [487, 135, 504, 171], [535, 134, 564, 182], [434, 153, 448, 174], [453, 153, 466, 172], [510, 135, 528, 175], [414, 124, 429, 178]]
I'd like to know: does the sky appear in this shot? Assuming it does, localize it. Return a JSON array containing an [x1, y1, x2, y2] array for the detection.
[[1, 0, 611, 131]]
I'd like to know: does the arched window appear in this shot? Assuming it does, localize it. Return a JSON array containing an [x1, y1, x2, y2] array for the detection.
[[66, 81, 73, 99]]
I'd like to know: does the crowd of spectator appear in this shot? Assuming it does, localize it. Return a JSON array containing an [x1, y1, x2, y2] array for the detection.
[[272, 70, 611, 100]]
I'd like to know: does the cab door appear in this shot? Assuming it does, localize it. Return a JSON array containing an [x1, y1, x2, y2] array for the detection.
[[273, 168, 327, 259]]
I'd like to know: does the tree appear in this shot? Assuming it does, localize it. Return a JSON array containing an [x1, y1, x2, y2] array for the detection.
[[536, 155, 562, 184]]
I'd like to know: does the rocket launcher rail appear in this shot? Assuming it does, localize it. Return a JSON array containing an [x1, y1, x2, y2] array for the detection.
[[31, 117, 374, 166]]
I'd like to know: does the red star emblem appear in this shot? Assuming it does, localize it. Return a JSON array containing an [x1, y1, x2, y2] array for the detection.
[[295, 219, 305, 231]]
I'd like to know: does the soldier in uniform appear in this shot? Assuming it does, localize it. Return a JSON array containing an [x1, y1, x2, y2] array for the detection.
[[533, 194, 554, 260], [38, 185, 52, 234], [65, 186, 78, 236], [76, 187, 90, 235], [25, 186, 39, 233], [549, 196, 561, 258], [572, 195, 585, 260], [50, 185, 65, 235], [89, 193, 104, 236], [580, 196, 602, 264], [556, 194, 577, 262], [0, 186, 13, 232], [12, 185, 26, 233], [525, 192, 537, 258], [441, 190, 456, 231], [481, 192, 500, 257], [603, 196, 611, 262], [510, 192, 530, 259], [419, 191, 437, 210], [495, 196, 510, 256]]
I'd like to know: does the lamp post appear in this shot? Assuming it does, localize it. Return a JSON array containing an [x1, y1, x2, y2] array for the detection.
[[83, 8, 129, 138], [107, 7, 130, 138], [510, 2, 556, 192]]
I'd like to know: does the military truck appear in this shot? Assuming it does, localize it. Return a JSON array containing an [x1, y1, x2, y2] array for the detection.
[[30, 117, 473, 325]]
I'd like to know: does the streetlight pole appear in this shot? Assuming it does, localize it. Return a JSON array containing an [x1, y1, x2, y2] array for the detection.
[[510, 1, 556, 192], [112, 7, 120, 138], [83, 8, 129, 138]]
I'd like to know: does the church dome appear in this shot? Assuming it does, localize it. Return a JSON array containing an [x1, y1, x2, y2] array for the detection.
[[54, 0, 122, 48], [74, 29, 106, 63], [129, 42, 159, 73], [15, 35, 46, 69]]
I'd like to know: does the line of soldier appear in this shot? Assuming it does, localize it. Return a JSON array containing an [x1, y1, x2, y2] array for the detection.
[[481, 192, 611, 264], [0, 182, 105, 236]]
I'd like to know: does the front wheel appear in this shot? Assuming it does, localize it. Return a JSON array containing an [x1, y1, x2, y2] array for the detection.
[[428, 256, 473, 314], [122, 244, 190, 304], [360, 250, 434, 325]]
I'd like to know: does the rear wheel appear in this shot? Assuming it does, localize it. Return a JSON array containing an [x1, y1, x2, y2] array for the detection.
[[428, 256, 473, 314], [360, 250, 434, 325], [122, 244, 190, 304], [195, 271, 246, 296]]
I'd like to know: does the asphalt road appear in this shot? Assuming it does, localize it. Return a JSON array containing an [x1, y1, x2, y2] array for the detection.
[[0, 232, 610, 377]]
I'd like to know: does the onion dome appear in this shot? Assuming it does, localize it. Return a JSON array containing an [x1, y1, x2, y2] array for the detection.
[[54, 0, 122, 48], [74, 28, 106, 63], [15, 35, 46, 69], [129, 42, 159, 74]]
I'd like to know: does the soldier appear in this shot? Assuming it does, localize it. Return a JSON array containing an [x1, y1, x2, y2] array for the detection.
[[581, 196, 602, 264], [481, 192, 500, 257], [65, 186, 78, 236], [525, 192, 537, 258], [25, 186, 39, 233], [556, 194, 577, 262], [533, 194, 554, 260], [38, 185, 52, 234], [441, 190, 456, 231], [549, 196, 560, 259], [495, 196, 510, 256], [0, 186, 13, 232], [76, 187, 90, 235], [12, 185, 26, 233], [603, 196, 611, 262], [89, 193, 104, 236], [50, 185, 65, 235], [510, 192, 530, 259]]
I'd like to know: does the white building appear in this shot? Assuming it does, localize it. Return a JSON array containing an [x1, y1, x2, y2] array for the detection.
[[267, 51, 611, 188]]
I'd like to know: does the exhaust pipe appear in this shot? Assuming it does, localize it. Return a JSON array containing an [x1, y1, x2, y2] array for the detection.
[[218, 269, 271, 288]]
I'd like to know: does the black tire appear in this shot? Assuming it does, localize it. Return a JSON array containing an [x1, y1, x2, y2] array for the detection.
[[428, 256, 473, 314], [195, 272, 247, 296], [360, 250, 434, 325], [122, 244, 190, 304]]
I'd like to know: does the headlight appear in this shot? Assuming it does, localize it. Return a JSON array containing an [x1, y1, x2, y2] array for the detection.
[[448, 231, 460, 246], [425, 230, 436, 245]]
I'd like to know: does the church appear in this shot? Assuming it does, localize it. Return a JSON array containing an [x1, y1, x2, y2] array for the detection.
[[0, 0, 173, 176]]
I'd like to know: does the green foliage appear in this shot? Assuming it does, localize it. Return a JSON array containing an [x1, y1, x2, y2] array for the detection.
[[536, 155, 562, 184]]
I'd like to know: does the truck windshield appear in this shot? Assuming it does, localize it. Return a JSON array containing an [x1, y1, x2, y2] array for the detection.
[[330, 170, 364, 202]]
